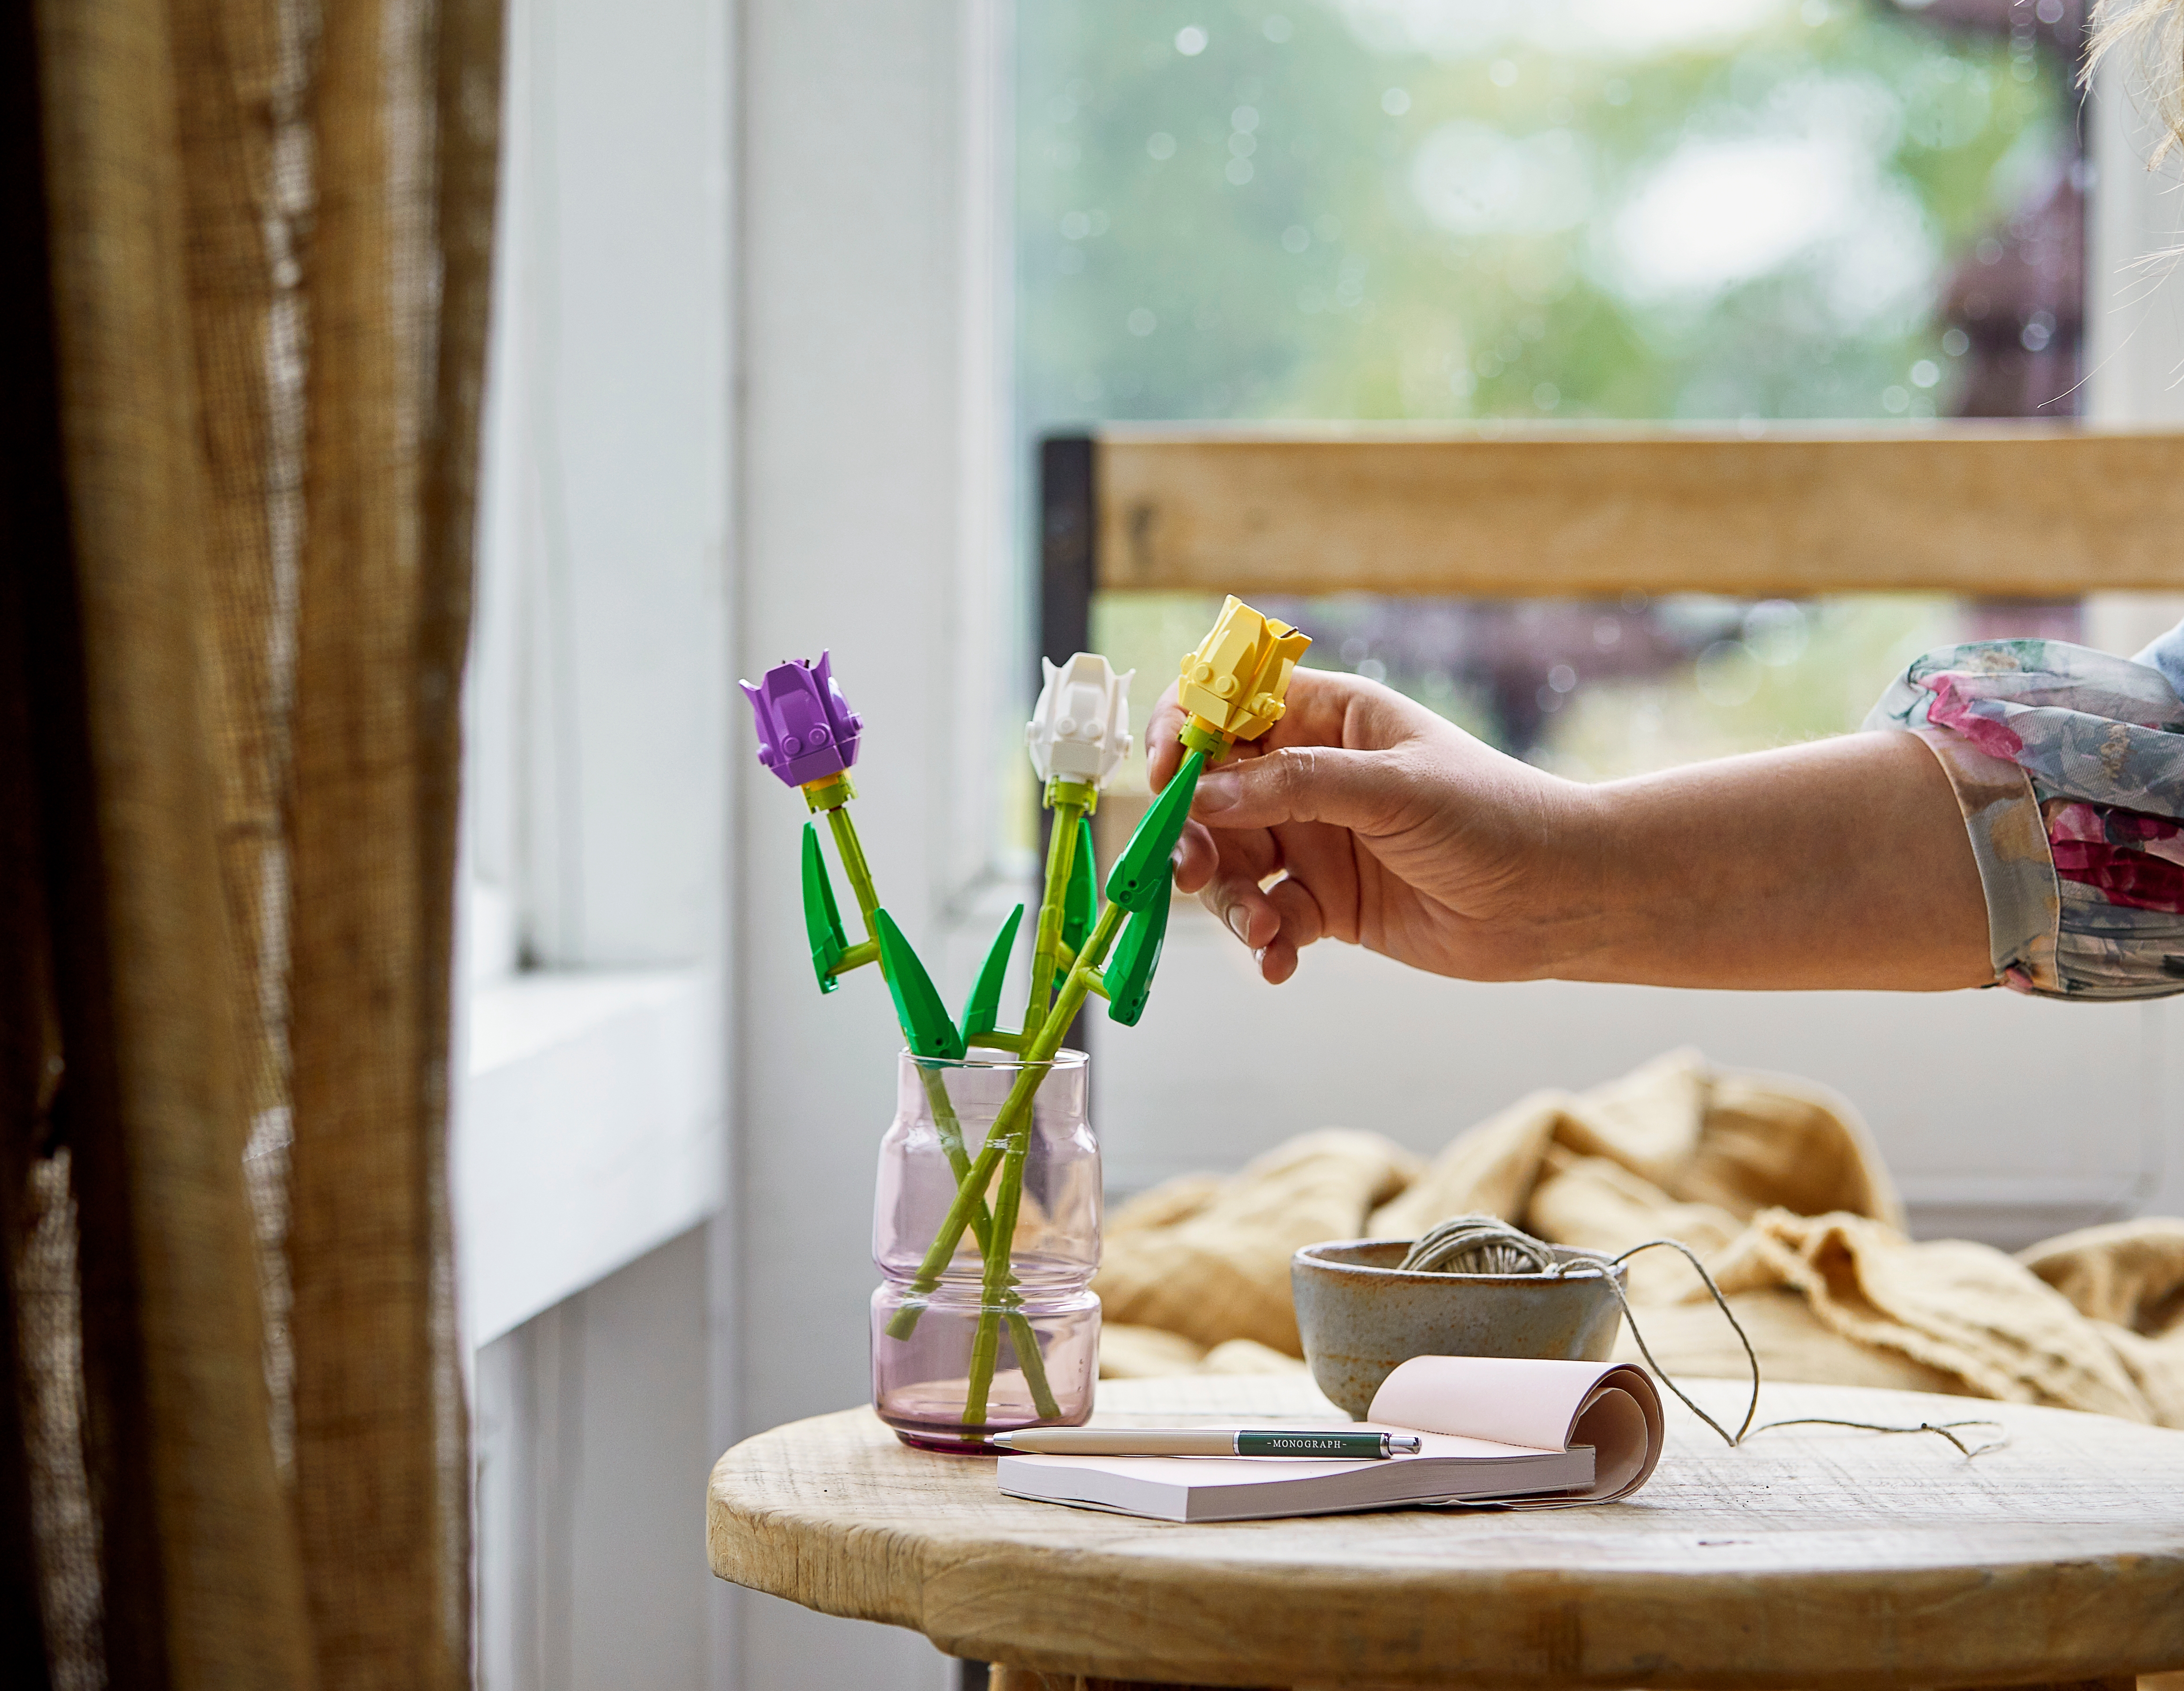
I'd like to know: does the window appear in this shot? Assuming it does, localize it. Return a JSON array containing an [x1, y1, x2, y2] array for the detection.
[[1021, 0, 2083, 427]]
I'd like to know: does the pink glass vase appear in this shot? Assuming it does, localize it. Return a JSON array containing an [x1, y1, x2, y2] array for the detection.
[[870, 1048, 1100, 1452]]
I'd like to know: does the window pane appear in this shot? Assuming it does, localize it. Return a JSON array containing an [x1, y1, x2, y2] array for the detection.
[[1018, 0, 2083, 426]]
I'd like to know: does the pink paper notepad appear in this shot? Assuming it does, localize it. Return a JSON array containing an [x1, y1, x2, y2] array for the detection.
[[996, 1355, 1665, 1523]]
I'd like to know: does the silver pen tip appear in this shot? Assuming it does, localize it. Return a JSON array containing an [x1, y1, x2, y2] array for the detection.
[[1389, 1435, 1422, 1454]]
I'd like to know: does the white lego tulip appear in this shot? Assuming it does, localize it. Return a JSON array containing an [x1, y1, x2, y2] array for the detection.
[[1026, 652, 1134, 787]]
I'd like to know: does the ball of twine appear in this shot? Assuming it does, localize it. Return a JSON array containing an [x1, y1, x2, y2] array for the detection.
[[1395, 1213, 1563, 1277]]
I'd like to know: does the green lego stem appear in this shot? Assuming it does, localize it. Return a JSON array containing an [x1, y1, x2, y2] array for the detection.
[[962, 1117, 1034, 1425], [1045, 776, 1099, 813], [960, 899, 1129, 1421], [1177, 718, 1230, 761], [1060, 815, 1095, 966], [824, 804, 883, 936], [1023, 797, 1084, 1038], [831, 939, 879, 975], [826, 802, 1057, 1412], [912, 1026, 1059, 1420], [886, 896, 1128, 1345], [801, 771, 856, 812], [912, 1057, 1059, 1423]]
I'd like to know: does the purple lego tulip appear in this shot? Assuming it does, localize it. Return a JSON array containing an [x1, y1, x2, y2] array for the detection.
[[742, 651, 865, 787]]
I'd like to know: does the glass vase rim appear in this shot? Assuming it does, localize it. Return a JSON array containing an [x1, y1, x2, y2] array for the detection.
[[902, 1045, 1088, 1074]]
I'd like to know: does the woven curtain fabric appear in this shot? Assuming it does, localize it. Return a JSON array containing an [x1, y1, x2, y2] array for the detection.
[[0, 0, 500, 1683]]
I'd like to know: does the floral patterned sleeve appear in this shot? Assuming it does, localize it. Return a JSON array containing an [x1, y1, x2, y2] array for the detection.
[[1863, 626, 2184, 1000]]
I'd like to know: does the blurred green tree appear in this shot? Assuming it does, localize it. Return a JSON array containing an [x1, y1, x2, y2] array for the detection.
[[1018, 0, 2067, 431]]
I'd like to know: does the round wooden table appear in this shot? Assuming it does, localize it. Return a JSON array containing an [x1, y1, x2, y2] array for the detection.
[[707, 1373, 2184, 1691]]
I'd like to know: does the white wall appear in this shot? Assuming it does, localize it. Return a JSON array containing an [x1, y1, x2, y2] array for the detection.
[[2083, 45, 2184, 709], [2088, 49, 2184, 431], [471, 0, 732, 970], [728, 3, 1007, 1688], [477, 1230, 715, 1691]]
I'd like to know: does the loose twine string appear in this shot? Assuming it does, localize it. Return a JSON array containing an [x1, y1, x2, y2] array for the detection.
[[1396, 1215, 2007, 1459]]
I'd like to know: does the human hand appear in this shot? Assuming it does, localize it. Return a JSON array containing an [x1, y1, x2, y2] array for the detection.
[[1149, 668, 1592, 986]]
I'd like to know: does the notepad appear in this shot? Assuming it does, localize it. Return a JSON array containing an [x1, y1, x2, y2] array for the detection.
[[996, 1355, 1665, 1523]]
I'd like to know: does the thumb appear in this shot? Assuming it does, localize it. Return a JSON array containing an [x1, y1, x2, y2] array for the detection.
[[1189, 745, 1408, 835]]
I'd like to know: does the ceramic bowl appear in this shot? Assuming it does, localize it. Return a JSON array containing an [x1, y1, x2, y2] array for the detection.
[[1291, 1237, 1627, 1419]]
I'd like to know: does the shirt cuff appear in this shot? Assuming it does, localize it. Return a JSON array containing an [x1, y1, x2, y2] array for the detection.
[[1905, 725, 2062, 995]]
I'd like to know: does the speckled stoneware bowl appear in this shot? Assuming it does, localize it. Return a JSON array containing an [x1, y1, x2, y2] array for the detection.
[[1291, 1237, 1627, 1419]]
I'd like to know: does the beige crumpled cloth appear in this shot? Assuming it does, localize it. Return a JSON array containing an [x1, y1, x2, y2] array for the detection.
[[1095, 1048, 2184, 1427]]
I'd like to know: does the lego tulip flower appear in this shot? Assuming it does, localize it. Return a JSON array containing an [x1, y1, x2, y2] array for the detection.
[[885, 606, 1308, 1425], [746, 603, 1310, 1443], [1023, 652, 1130, 1040], [1176, 595, 1310, 759], [1026, 652, 1134, 792], [742, 651, 864, 798]]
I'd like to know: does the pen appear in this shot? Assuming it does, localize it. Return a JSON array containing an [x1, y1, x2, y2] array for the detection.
[[987, 1427, 1421, 1458]]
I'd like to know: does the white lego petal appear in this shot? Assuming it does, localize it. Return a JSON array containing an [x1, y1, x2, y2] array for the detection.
[[1030, 652, 1140, 786]]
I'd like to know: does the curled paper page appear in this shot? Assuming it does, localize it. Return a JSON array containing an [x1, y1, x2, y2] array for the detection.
[[1366, 1354, 1666, 1506]]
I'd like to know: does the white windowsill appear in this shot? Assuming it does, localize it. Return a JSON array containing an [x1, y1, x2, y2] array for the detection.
[[455, 965, 724, 1345]]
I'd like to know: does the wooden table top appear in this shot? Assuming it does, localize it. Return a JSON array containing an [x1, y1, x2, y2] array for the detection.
[[707, 1373, 2184, 1690]]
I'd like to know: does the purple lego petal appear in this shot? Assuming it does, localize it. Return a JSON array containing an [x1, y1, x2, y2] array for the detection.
[[739, 652, 862, 788]]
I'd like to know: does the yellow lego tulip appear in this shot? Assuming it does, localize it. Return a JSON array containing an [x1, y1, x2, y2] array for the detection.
[[1176, 595, 1311, 755]]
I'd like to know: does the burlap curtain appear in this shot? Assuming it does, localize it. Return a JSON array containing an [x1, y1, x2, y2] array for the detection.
[[0, 0, 499, 1683]]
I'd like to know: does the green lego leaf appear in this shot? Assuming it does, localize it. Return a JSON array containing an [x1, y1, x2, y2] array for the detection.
[[1056, 816, 1095, 992], [874, 908, 965, 1060], [1105, 749, 1203, 913], [801, 824, 847, 993], [1104, 883, 1171, 1027], [961, 903, 1023, 1041]]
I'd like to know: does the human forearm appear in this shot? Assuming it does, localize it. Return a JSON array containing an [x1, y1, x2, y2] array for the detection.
[[1159, 669, 1994, 993], [1549, 731, 1991, 991]]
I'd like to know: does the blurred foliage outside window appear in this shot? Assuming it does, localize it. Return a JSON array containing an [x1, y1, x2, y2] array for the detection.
[[1016, 0, 2088, 795]]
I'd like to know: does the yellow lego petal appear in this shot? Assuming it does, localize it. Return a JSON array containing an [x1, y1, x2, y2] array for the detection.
[[1176, 595, 1312, 750]]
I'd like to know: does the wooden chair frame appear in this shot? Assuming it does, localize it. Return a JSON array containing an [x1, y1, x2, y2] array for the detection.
[[1036, 426, 2184, 670]]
